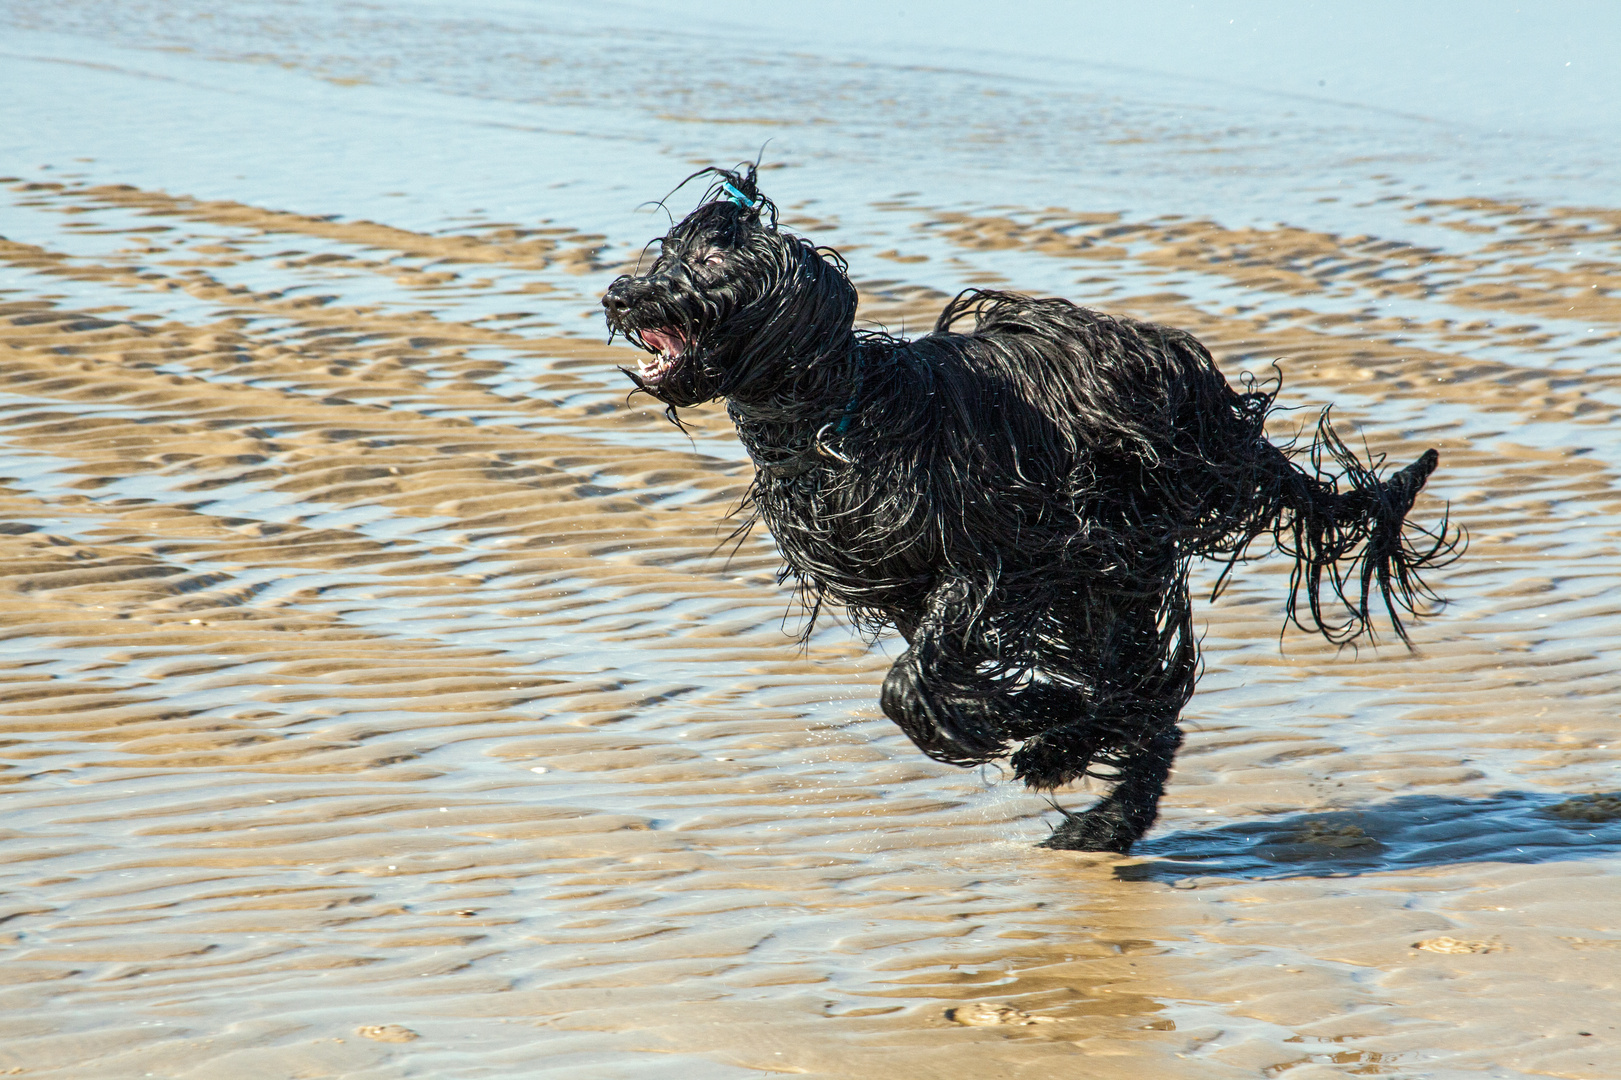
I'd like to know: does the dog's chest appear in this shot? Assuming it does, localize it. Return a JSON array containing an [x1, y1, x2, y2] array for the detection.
[[746, 441, 946, 595]]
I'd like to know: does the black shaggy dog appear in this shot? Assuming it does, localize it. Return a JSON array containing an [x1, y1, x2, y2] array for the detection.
[[602, 166, 1459, 853]]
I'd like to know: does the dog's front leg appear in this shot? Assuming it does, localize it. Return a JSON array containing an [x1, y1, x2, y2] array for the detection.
[[880, 578, 1006, 766]]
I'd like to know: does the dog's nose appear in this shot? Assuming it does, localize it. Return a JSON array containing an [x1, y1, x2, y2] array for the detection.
[[602, 291, 629, 318]]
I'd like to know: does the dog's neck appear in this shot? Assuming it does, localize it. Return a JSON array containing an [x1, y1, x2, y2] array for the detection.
[[723, 332, 878, 468], [721, 325, 864, 411]]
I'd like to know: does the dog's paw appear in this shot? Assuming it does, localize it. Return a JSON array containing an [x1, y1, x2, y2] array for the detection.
[[1037, 804, 1142, 854], [1008, 725, 1097, 789]]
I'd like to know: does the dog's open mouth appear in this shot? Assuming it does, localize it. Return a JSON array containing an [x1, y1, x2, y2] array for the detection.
[[636, 327, 687, 384]]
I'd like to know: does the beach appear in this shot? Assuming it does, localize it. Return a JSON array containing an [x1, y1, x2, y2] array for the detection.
[[1, 3, 1619, 1076]]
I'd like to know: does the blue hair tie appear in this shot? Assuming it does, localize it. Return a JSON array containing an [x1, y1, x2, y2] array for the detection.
[[720, 180, 756, 209]]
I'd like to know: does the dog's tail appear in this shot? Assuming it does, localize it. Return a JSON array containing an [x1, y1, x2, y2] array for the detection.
[[1227, 411, 1462, 646]]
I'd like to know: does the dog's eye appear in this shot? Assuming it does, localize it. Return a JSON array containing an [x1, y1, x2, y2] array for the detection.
[[701, 252, 725, 267]]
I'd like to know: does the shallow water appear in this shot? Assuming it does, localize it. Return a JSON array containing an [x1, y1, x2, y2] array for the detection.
[[2, 4, 1620, 1078]]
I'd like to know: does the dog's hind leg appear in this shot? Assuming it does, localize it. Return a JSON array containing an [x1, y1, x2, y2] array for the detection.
[[880, 577, 1008, 767], [1037, 725, 1184, 853], [1016, 582, 1199, 853]]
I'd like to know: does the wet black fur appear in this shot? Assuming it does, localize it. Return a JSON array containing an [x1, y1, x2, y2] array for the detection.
[[603, 166, 1460, 853]]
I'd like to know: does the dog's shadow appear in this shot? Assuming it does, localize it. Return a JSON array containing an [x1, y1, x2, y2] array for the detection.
[[1115, 790, 1621, 883]]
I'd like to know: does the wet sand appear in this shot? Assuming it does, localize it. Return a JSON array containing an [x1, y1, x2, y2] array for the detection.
[[3, 4, 1621, 1075], [1, 171, 1618, 1079]]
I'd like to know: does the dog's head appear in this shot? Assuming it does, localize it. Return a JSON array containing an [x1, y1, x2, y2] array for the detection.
[[602, 166, 858, 407]]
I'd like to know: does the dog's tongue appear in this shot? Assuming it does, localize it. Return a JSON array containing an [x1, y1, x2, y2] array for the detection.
[[640, 328, 686, 358]]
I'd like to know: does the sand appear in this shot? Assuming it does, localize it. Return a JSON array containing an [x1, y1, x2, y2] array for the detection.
[[2, 4, 1620, 1078]]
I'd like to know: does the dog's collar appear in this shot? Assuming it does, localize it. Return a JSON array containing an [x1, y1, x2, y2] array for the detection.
[[738, 356, 866, 481], [833, 354, 864, 436], [803, 357, 865, 468]]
